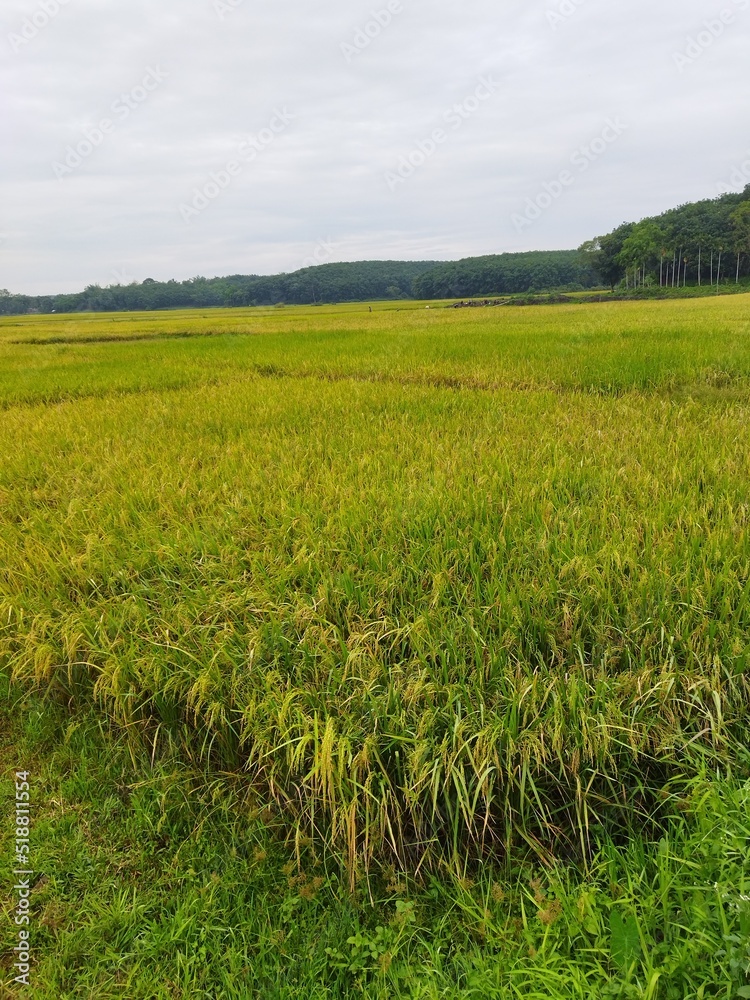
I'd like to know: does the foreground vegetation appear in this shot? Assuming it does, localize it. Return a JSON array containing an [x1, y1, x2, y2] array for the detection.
[[2, 685, 749, 998], [2, 295, 750, 994]]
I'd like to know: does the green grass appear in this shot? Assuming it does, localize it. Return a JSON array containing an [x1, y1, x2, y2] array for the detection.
[[2, 296, 750, 994], [2, 688, 749, 998]]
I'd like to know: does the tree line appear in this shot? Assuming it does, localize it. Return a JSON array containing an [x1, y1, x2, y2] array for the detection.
[[0, 261, 438, 315], [411, 251, 598, 299], [0, 252, 598, 315], [580, 185, 750, 291]]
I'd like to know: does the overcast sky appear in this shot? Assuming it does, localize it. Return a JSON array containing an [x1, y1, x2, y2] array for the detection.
[[2, 0, 749, 294]]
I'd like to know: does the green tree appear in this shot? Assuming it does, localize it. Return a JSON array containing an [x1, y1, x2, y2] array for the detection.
[[730, 202, 750, 283], [579, 223, 634, 291], [617, 221, 663, 289]]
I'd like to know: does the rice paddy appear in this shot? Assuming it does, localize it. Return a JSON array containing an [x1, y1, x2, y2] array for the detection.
[[2, 295, 750, 995]]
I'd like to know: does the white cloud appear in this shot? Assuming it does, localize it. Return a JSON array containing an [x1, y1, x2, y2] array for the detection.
[[1, 0, 748, 293]]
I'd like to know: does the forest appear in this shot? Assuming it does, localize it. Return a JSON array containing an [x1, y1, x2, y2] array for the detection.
[[410, 250, 597, 298], [582, 185, 750, 290], [0, 253, 594, 315], [0, 260, 438, 315]]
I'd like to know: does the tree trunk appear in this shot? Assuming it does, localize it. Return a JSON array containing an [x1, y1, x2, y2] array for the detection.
[[698, 246, 701, 286]]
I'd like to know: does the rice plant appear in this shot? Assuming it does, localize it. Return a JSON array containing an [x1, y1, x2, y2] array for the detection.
[[2, 296, 750, 880]]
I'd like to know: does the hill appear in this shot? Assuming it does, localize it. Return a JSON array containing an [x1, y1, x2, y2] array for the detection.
[[0, 252, 597, 315], [412, 250, 598, 298]]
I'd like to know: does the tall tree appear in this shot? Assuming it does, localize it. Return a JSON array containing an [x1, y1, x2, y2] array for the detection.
[[730, 202, 750, 284]]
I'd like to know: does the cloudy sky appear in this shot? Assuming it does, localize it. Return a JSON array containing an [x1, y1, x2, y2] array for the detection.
[[2, 0, 749, 294]]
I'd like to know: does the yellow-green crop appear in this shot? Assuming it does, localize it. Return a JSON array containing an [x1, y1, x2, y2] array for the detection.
[[1, 295, 749, 877]]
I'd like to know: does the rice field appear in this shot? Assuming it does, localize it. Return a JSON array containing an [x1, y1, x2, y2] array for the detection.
[[2, 296, 750, 881], [3, 295, 750, 407]]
